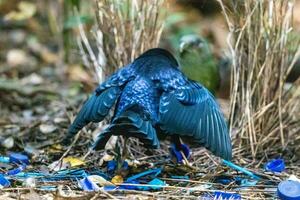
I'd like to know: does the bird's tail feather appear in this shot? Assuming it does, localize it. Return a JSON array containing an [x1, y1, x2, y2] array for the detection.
[[92, 110, 160, 150]]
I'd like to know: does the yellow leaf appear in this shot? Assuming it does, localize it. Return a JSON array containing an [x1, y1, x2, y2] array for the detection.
[[52, 144, 63, 150], [48, 144, 63, 153], [111, 175, 123, 185], [63, 157, 85, 167]]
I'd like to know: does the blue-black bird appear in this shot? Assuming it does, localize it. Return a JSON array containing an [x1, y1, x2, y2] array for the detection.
[[64, 48, 232, 160]]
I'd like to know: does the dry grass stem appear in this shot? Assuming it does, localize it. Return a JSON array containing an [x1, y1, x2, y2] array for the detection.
[[218, 0, 300, 158]]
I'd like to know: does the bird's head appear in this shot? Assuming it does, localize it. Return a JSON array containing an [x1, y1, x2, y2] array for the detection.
[[179, 34, 208, 55]]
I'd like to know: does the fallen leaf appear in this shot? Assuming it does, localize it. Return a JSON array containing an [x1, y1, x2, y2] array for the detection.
[[39, 124, 57, 134], [63, 157, 85, 167]]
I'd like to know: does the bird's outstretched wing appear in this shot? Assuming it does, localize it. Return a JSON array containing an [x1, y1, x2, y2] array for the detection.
[[159, 81, 232, 160], [64, 65, 135, 142]]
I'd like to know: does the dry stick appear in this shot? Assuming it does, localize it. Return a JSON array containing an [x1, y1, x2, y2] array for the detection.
[[91, 190, 118, 200], [54, 130, 82, 170]]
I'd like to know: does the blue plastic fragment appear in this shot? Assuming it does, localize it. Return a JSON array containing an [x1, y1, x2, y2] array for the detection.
[[277, 180, 300, 200], [170, 175, 189, 180], [0, 156, 10, 163], [170, 143, 191, 163], [122, 161, 129, 170], [126, 168, 162, 182], [240, 179, 258, 187], [38, 186, 57, 191], [215, 176, 234, 185], [7, 164, 26, 175], [136, 178, 166, 191], [119, 180, 139, 190], [78, 177, 100, 191], [265, 159, 285, 173], [148, 178, 166, 190], [0, 174, 10, 187], [9, 153, 29, 165], [104, 185, 117, 191], [214, 191, 241, 200], [13, 169, 88, 181], [107, 160, 117, 173], [222, 159, 261, 180], [201, 194, 213, 200]]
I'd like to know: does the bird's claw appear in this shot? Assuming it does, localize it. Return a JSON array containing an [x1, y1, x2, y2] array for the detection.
[[170, 143, 191, 164]]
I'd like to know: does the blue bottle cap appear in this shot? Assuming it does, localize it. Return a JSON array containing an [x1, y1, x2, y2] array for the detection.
[[278, 180, 300, 200], [9, 153, 29, 165], [265, 159, 285, 173]]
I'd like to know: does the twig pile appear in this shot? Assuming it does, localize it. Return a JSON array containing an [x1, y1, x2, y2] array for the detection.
[[219, 0, 300, 158]]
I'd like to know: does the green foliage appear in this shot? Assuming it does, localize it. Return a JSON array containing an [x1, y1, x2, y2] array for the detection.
[[64, 15, 93, 29], [179, 43, 220, 94]]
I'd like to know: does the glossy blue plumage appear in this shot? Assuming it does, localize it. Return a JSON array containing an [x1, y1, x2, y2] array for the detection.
[[65, 48, 232, 160]]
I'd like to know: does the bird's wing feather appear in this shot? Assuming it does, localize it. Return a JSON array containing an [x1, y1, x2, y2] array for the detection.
[[66, 86, 122, 139], [95, 64, 135, 93], [65, 65, 135, 142], [159, 81, 232, 160]]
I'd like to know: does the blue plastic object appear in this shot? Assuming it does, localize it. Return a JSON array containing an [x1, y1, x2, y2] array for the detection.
[[170, 143, 191, 163], [265, 159, 285, 173], [78, 177, 99, 191], [120, 180, 139, 190], [0, 156, 10, 163], [148, 178, 166, 190], [170, 175, 189, 180], [126, 168, 161, 182], [38, 186, 57, 191], [277, 180, 300, 200], [103, 185, 117, 191], [7, 164, 26, 175], [9, 153, 29, 165], [122, 161, 129, 170], [0, 174, 10, 187], [214, 191, 241, 200], [222, 159, 261, 180], [240, 179, 258, 187], [107, 160, 117, 173], [215, 176, 233, 185]]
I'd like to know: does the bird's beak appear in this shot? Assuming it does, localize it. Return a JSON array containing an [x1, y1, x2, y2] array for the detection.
[[179, 42, 187, 54]]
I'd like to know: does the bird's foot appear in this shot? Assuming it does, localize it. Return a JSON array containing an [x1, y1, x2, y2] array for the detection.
[[170, 143, 191, 164]]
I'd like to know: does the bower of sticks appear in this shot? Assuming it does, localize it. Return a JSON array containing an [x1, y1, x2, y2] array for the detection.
[[0, 0, 299, 199]]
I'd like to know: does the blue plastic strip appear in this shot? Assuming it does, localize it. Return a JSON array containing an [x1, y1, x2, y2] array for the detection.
[[126, 168, 162, 182], [0, 156, 10, 163], [222, 159, 261, 180]]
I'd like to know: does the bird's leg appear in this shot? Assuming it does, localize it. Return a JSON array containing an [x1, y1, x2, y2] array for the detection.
[[171, 136, 191, 166], [122, 137, 129, 161], [117, 136, 128, 170]]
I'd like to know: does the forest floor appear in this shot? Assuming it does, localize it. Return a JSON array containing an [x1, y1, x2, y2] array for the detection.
[[1, 2, 300, 199]]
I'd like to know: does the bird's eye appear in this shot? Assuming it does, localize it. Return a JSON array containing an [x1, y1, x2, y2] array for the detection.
[[198, 42, 204, 49]]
